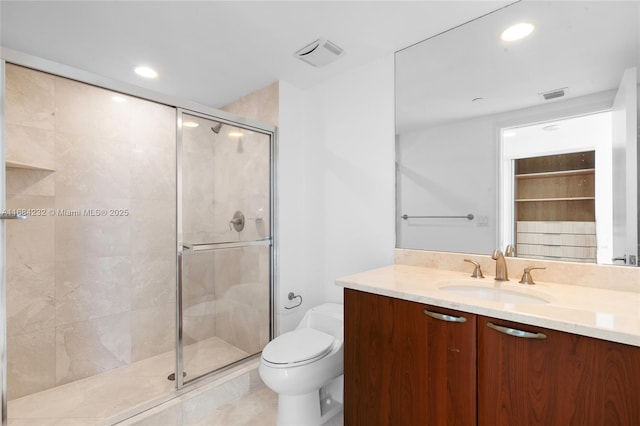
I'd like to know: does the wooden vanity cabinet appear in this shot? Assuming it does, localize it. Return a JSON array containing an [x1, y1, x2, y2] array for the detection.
[[344, 289, 640, 426], [478, 316, 640, 426], [344, 288, 477, 426]]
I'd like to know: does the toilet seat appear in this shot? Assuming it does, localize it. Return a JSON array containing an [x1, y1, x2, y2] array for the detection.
[[262, 328, 335, 367]]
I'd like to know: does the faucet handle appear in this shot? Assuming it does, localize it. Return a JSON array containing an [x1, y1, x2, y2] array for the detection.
[[519, 266, 546, 285], [505, 244, 516, 257], [464, 259, 485, 278]]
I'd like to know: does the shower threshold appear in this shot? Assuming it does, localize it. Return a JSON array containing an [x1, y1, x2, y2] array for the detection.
[[7, 336, 249, 425]]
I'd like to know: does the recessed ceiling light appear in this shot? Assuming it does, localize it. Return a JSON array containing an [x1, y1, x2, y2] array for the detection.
[[228, 131, 244, 138], [134, 66, 158, 79], [111, 95, 127, 103], [542, 124, 561, 132], [500, 23, 535, 42], [183, 121, 199, 128]]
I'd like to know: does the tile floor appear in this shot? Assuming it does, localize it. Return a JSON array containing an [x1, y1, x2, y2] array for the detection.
[[7, 337, 250, 425], [193, 387, 344, 426]]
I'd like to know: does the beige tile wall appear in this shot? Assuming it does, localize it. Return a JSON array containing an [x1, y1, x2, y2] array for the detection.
[[4, 64, 177, 398]]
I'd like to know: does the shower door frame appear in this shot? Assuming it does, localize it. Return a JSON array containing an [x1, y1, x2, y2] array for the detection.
[[175, 108, 277, 389], [0, 48, 278, 424]]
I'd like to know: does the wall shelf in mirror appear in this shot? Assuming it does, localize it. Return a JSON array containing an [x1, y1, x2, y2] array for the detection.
[[515, 168, 595, 179], [5, 160, 55, 172], [514, 151, 596, 262], [515, 197, 595, 202]]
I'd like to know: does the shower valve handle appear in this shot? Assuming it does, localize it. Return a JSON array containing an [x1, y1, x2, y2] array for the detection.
[[229, 211, 245, 232]]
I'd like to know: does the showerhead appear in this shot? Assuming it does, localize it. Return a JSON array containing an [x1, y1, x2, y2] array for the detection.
[[211, 122, 223, 134]]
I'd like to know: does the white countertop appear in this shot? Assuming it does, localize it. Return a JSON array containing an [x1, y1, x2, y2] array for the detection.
[[336, 264, 640, 347]]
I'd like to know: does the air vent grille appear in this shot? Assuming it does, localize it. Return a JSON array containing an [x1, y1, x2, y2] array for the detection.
[[295, 38, 344, 68], [540, 87, 568, 101]]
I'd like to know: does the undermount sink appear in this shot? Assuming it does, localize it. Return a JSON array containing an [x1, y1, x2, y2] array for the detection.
[[439, 283, 550, 305]]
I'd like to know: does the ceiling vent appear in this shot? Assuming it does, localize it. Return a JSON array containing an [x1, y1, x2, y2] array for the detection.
[[295, 38, 344, 68], [540, 87, 568, 101]]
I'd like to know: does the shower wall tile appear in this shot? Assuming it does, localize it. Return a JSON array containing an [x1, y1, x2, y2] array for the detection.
[[131, 303, 175, 362], [221, 81, 279, 127], [130, 198, 175, 314], [5, 195, 55, 267], [54, 197, 131, 261], [182, 252, 217, 300], [55, 256, 131, 326], [5, 124, 56, 170], [54, 76, 132, 141], [129, 96, 176, 148], [7, 328, 56, 399], [213, 279, 270, 354], [182, 295, 217, 345], [182, 137, 216, 241], [131, 143, 176, 201], [130, 102, 176, 201], [131, 254, 175, 310], [5, 63, 56, 130], [6, 261, 55, 337], [55, 131, 131, 199], [55, 313, 132, 386], [130, 198, 175, 259]]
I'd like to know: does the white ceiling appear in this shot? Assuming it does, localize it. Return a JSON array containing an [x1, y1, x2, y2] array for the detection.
[[0, 0, 511, 109]]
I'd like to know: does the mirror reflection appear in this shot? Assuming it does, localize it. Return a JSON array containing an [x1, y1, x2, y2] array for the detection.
[[395, 1, 639, 266]]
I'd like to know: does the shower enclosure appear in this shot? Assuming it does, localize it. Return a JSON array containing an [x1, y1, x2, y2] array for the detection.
[[0, 60, 276, 424], [176, 111, 273, 387]]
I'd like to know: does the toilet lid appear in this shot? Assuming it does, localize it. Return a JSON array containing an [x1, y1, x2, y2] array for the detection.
[[262, 328, 335, 365]]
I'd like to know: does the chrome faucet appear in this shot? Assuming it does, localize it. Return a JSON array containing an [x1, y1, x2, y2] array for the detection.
[[491, 249, 509, 281]]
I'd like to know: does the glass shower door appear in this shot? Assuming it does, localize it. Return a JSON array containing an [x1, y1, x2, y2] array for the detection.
[[177, 110, 272, 386]]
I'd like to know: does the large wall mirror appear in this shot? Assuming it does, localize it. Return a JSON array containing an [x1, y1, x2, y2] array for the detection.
[[395, 1, 639, 266]]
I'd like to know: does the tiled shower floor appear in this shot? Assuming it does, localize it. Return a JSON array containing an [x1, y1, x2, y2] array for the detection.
[[8, 337, 250, 425]]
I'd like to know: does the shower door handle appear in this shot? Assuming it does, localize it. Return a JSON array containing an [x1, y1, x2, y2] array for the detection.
[[0, 213, 27, 220]]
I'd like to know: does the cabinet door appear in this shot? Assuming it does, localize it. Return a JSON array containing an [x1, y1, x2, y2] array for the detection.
[[344, 289, 476, 426], [478, 316, 640, 425]]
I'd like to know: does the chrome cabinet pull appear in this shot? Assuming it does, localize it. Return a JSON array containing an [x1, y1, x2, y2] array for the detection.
[[487, 322, 546, 339], [423, 309, 467, 323]]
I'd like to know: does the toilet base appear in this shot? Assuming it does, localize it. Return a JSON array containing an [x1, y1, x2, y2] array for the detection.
[[276, 376, 344, 426]]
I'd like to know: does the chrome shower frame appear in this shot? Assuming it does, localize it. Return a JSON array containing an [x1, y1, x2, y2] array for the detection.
[[175, 108, 277, 389]]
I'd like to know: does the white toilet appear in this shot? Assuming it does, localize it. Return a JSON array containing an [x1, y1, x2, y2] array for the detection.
[[259, 303, 344, 426]]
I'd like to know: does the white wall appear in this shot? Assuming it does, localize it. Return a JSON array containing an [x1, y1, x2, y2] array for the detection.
[[277, 55, 396, 332], [398, 117, 497, 254]]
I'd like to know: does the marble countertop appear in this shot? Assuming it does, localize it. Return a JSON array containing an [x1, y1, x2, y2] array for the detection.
[[336, 264, 640, 347]]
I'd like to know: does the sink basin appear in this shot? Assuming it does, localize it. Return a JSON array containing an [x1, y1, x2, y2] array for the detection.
[[439, 284, 549, 305]]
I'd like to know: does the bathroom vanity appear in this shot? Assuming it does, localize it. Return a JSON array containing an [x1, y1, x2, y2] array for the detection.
[[337, 260, 640, 425]]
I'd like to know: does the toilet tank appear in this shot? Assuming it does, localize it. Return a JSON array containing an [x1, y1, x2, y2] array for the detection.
[[297, 303, 343, 340]]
